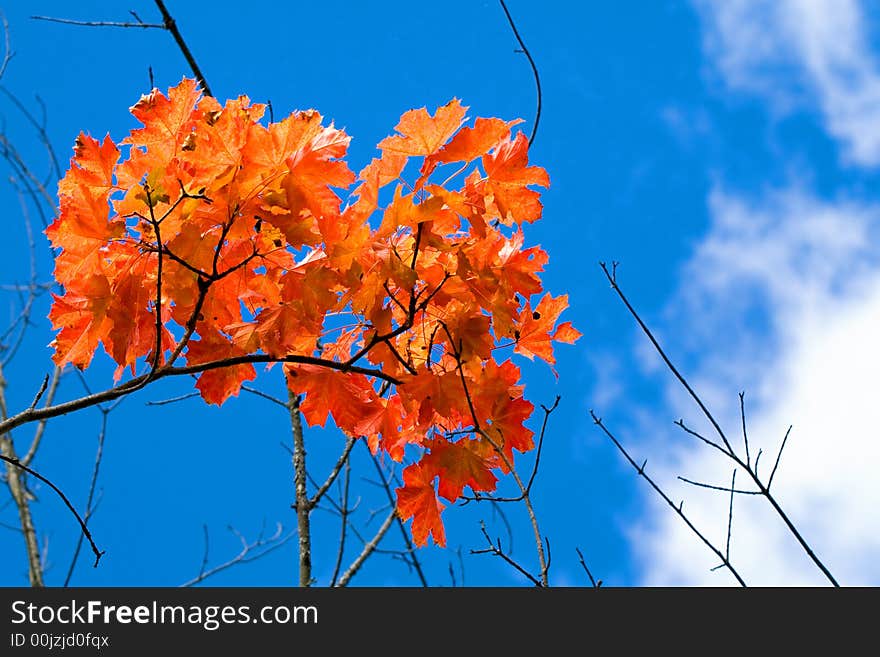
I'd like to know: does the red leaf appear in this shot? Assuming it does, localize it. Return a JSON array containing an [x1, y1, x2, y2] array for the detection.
[[481, 132, 549, 224], [423, 437, 497, 501], [396, 462, 446, 547]]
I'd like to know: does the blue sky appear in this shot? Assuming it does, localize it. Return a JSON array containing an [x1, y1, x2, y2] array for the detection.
[[1, 0, 878, 587]]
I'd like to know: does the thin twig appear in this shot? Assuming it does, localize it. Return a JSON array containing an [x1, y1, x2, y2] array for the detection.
[[0, 454, 104, 568], [471, 521, 542, 586], [498, 1, 542, 146], [329, 458, 351, 587], [0, 12, 13, 81], [309, 437, 357, 509], [602, 263, 839, 586], [22, 366, 61, 467], [145, 391, 200, 406], [153, 1, 213, 96], [525, 395, 559, 493], [768, 425, 792, 490], [180, 524, 294, 587], [590, 410, 746, 586], [64, 403, 115, 586], [32, 16, 164, 29], [241, 384, 288, 409], [677, 476, 761, 495], [334, 508, 396, 587], [725, 470, 736, 561], [575, 547, 601, 587], [601, 262, 735, 456], [739, 392, 751, 467]]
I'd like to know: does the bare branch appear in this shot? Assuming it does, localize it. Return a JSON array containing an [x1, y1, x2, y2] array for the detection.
[[725, 469, 736, 561], [498, 1, 542, 146], [180, 523, 294, 587], [0, 454, 104, 569], [329, 458, 351, 587], [739, 391, 751, 467], [600, 262, 735, 456], [310, 436, 356, 509], [22, 367, 61, 467], [768, 425, 792, 490], [471, 521, 542, 586], [677, 476, 761, 495], [288, 388, 312, 587], [575, 547, 601, 588], [153, 1, 212, 96], [334, 507, 396, 587], [0, 12, 13, 81], [64, 404, 114, 585], [590, 410, 746, 586], [601, 263, 839, 586], [32, 16, 164, 29]]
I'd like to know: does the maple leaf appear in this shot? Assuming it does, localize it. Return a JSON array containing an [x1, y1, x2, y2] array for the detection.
[[480, 131, 549, 224], [514, 293, 581, 365], [396, 462, 446, 547], [283, 120, 355, 224], [123, 77, 202, 163], [423, 437, 497, 501], [186, 330, 256, 405], [427, 117, 521, 169], [286, 365, 384, 437], [48, 274, 113, 369], [378, 99, 467, 157]]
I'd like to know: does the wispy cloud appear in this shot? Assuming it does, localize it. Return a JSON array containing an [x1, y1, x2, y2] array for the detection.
[[695, 0, 880, 167], [631, 187, 880, 585]]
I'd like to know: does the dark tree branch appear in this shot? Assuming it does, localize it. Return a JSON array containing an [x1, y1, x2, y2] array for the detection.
[[498, 1, 542, 146], [575, 547, 601, 587], [153, 1, 213, 96], [725, 470, 736, 562], [64, 401, 117, 586], [0, 353, 402, 439], [677, 475, 760, 495], [739, 392, 751, 467], [0, 454, 104, 569], [768, 425, 792, 490], [600, 262, 735, 456], [0, 12, 14, 81], [33, 3, 212, 96], [329, 458, 351, 587], [601, 262, 839, 586], [310, 436, 356, 509], [590, 410, 747, 586], [471, 521, 542, 586]]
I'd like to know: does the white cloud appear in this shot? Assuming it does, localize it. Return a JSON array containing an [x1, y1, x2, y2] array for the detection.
[[695, 0, 880, 166], [632, 187, 880, 585]]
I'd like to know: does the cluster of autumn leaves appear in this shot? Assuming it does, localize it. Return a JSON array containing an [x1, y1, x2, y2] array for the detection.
[[47, 78, 579, 546]]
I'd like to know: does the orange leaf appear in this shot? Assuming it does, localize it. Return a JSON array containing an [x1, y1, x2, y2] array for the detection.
[[396, 462, 446, 547], [378, 99, 467, 157], [423, 437, 497, 501], [429, 117, 521, 167], [186, 330, 257, 405], [481, 132, 549, 224], [514, 293, 580, 364]]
